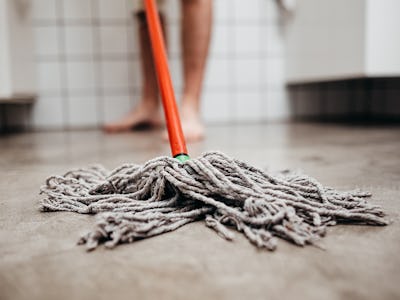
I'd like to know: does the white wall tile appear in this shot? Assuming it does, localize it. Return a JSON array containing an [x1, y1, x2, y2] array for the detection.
[[100, 25, 129, 54], [128, 59, 143, 90], [66, 61, 95, 91], [36, 61, 62, 94], [234, 91, 263, 122], [234, 58, 261, 87], [63, 0, 92, 20], [201, 91, 232, 123], [214, 0, 231, 22], [261, 24, 285, 56], [125, 0, 135, 13], [32, 0, 57, 21], [167, 23, 181, 56], [67, 96, 98, 126], [102, 96, 132, 123], [235, 24, 261, 55], [265, 57, 285, 88], [261, 0, 280, 23], [101, 61, 130, 89], [34, 27, 60, 56], [98, 0, 128, 20], [204, 57, 230, 88], [127, 18, 140, 55], [169, 58, 183, 97], [266, 90, 290, 121], [210, 24, 230, 55], [32, 97, 64, 128], [233, 0, 262, 22], [163, 0, 181, 23], [64, 26, 94, 55]]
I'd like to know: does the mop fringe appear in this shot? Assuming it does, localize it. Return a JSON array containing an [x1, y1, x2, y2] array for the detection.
[[40, 151, 387, 251]]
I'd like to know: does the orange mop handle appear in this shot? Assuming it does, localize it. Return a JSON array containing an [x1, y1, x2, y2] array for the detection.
[[144, 0, 188, 159]]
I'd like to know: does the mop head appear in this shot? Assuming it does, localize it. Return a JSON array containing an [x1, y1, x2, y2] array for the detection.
[[40, 151, 387, 251]]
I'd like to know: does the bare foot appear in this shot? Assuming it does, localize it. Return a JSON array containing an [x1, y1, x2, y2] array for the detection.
[[104, 101, 162, 133], [163, 102, 204, 142], [181, 103, 204, 142]]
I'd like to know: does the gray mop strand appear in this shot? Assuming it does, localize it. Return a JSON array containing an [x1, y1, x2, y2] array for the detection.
[[40, 151, 387, 251]]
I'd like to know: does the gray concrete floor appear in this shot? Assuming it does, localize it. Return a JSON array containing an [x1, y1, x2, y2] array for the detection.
[[0, 122, 399, 300]]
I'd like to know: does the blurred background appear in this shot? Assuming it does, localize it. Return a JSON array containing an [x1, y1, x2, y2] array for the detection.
[[0, 0, 399, 131]]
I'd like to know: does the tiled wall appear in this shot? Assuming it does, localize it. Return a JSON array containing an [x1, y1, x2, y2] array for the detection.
[[25, 0, 287, 129], [1, 0, 399, 131]]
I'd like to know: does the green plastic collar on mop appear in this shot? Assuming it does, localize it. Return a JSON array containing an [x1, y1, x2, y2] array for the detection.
[[174, 154, 191, 163]]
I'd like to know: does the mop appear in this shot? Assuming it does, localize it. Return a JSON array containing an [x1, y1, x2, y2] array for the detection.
[[40, 0, 387, 251]]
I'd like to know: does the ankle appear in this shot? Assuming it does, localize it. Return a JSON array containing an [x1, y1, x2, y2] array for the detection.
[[139, 98, 159, 111], [181, 95, 200, 113]]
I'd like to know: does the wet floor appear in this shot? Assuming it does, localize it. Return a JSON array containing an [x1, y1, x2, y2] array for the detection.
[[1, 122, 399, 300]]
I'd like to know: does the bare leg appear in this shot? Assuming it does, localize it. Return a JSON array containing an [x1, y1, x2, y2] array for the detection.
[[180, 0, 213, 141], [104, 11, 165, 133]]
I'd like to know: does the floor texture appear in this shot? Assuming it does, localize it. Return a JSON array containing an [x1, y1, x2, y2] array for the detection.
[[0, 122, 399, 300]]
